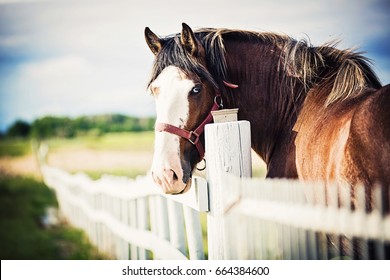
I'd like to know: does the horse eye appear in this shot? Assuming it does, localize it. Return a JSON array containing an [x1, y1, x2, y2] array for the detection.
[[190, 85, 202, 95]]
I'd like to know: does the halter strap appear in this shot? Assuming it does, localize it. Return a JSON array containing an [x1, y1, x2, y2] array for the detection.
[[155, 81, 238, 159], [155, 92, 222, 158]]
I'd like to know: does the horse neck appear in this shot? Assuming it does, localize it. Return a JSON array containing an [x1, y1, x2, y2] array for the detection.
[[223, 41, 305, 178]]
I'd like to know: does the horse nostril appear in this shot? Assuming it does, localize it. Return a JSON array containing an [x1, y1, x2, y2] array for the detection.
[[171, 169, 178, 181]]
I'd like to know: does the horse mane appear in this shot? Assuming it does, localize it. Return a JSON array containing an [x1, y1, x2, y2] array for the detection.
[[282, 39, 382, 106], [149, 28, 382, 106]]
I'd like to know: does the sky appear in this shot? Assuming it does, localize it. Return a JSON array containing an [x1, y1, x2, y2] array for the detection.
[[0, 0, 389, 132]]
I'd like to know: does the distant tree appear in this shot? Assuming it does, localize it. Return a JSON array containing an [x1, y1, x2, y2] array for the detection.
[[6, 120, 31, 138], [24, 114, 156, 139], [31, 116, 75, 139]]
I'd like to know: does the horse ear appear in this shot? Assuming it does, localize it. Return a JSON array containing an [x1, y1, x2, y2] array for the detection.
[[180, 23, 198, 56], [145, 27, 162, 56]]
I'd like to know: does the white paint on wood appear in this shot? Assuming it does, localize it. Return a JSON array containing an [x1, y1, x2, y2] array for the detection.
[[183, 206, 205, 260], [46, 176, 188, 259], [165, 176, 209, 212], [42, 164, 211, 260], [136, 198, 148, 259], [129, 200, 138, 259], [205, 120, 252, 260], [167, 200, 186, 256]]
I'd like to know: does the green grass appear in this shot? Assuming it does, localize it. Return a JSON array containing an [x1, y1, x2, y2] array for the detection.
[[0, 174, 106, 259], [200, 212, 209, 259], [0, 132, 155, 156], [0, 139, 32, 157], [253, 166, 267, 178]]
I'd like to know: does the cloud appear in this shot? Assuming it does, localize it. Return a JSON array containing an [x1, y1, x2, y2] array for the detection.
[[19, 54, 105, 107], [21, 54, 90, 91], [0, 0, 389, 131], [0, 53, 154, 130], [0, 0, 40, 3]]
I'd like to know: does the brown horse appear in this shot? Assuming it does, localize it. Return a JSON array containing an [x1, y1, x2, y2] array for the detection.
[[144, 23, 390, 210]]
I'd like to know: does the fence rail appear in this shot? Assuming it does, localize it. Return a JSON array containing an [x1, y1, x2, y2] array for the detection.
[[40, 120, 390, 260], [41, 166, 208, 259], [217, 174, 390, 259]]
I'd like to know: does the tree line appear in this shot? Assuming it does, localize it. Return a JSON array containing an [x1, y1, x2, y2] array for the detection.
[[3, 114, 156, 139]]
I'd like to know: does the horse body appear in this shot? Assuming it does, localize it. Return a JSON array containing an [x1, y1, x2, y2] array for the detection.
[[210, 35, 390, 199], [295, 85, 390, 207], [145, 23, 390, 203]]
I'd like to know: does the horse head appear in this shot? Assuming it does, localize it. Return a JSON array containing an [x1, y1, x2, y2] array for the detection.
[[145, 23, 221, 194]]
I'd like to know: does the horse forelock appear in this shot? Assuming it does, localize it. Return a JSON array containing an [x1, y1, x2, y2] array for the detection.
[[148, 33, 222, 90]]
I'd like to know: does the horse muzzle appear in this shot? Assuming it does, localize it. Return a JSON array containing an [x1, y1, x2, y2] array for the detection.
[[151, 161, 192, 194]]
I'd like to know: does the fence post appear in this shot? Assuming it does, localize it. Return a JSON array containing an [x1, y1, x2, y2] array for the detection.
[[205, 120, 252, 259]]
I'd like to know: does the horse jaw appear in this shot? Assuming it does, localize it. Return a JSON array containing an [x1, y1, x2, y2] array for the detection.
[[150, 66, 195, 194]]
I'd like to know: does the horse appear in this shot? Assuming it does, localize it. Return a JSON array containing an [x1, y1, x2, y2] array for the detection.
[[144, 23, 390, 215]]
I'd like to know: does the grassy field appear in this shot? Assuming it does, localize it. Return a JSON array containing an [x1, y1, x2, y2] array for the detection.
[[45, 132, 155, 179], [0, 132, 155, 259], [0, 138, 32, 157], [0, 132, 156, 179], [0, 175, 106, 259], [0, 131, 265, 259], [0, 131, 265, 178]]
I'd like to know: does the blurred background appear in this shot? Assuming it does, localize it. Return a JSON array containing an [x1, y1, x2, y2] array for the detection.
[[0, 0, 389, 259]]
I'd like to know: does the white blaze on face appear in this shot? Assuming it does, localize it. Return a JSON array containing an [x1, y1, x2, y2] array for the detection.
[[149, 66, 195, 194]]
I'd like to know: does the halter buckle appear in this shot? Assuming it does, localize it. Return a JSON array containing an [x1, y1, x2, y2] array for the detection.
[[188, 131, 200, 145]]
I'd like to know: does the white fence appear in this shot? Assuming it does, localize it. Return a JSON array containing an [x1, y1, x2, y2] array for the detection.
[[40, 121, 390, 260], [41, 166, 208, 260]]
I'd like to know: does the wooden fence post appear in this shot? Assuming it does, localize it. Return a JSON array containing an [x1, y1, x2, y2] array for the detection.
[[205, 120, 252, 259]]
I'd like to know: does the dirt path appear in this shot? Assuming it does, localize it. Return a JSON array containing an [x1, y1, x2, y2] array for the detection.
[[0, 155, 41, 178], [47, 149, 153, 172]]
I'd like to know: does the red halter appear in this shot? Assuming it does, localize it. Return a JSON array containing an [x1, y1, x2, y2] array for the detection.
[[155, 92, 222, 159], [155, 81, 238, 159]]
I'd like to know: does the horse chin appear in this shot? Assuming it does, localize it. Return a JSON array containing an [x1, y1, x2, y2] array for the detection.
[[162, 171, 192, 195], [173, 177, 192, 195], [174, 159, 204, 194]]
